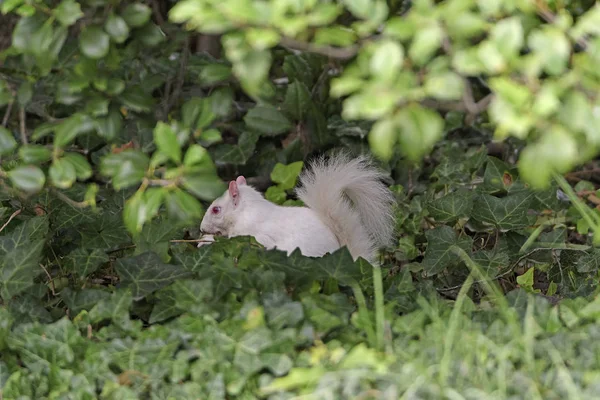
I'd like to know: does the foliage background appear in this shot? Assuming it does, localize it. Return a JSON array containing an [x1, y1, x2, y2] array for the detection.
[[2, 0, 600, 398]]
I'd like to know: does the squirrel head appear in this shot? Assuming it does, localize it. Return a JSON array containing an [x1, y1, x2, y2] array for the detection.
[[200, 175, 247, 236]]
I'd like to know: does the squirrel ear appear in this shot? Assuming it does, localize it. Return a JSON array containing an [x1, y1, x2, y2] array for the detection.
[[236, 176, 247, 186], [228, 181, 239, 205]]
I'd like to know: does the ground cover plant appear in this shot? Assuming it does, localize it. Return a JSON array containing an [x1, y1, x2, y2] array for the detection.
[[2, 0, 600, 398]]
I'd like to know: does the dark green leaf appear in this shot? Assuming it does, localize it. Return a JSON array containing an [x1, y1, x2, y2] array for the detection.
[[94, 109, 123, 141], [61, 287, 111, 315], [115, 252, 192, 299], [136, 23, 165, 47], [423, 226, 473, 276], [166, 189, 204, 221], [63, 153, 92, 181], [119, 86, 155, 113], [19, 145, 52, 164], [283, 81, 311, 121], [213, 131, 258, 165], [65, 248, 109, 278], [54, 113, 94, 148], [49, 157, 77, 189], [471, 192, 535, 231], [244, 105, 292, 136], [100, 150, 149, 190], [427, 189, 474, 223]]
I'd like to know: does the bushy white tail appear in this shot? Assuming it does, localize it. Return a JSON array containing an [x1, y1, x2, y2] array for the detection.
[[295, 152, 396, 262]]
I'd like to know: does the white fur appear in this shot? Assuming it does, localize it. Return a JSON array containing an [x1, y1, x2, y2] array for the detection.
[[199, 152, 396, 262]]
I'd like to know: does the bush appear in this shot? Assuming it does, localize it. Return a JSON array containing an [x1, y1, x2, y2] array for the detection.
[[1, 0, 600, 398]]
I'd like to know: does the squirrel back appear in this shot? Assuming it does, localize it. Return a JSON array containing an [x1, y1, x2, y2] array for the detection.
[[199, 152, 396, 263], [295, 152, 396, 261]]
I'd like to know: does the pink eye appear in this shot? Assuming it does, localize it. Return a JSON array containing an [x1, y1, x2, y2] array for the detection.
[[211, 206, 221, 214]]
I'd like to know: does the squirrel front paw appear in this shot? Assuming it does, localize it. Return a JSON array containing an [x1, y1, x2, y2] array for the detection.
[[197, 234, 215, 248]]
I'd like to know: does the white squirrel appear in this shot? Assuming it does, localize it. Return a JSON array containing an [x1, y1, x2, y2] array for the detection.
[[198, 152, 396, 263]]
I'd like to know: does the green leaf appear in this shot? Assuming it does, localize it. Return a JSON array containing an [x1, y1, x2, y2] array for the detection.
[[54, 0, 83, 26], [166, 189, 204, 221], [370, 39, 404, 81], [121, 3, 152, 28], [244, 105, 292, 136], [270, 162, 304, 191], [115, 252, 192, 299], [94, 109, 123, 141], [368, 117, 397, 161], [61, 287, 111, 315], [19, 145, 51, 164], [54, 113, 94, 148], [0, 127, 17, 155], [181, 97, 216, 130], [65, 248, 109, 278], [427, 189, 474, 223], [8, 166, 45, 193], [183, 145, 210, 167], [104, 14, 130, 44], [471, 192, 535, 231], [424, 71, 465, 101], [136, 23, 166, 47], [119, 86, 155, 113], [181, 174, 227, 202], [283, 81, 312, 121], [396, 104, 444, 161], [516, 268, 540, 293], [199, 64, 232, 86], [63, 153, 92, 181], [123, 191, 147, 234], [1, 239, 45, 299], [17, 81, 32, 106], [79, 26, 110, 59], [422, 226, 473, 276], [490, 16, 523, 58], [154, 122, 182, 164], [409, 22, 443, 65], [213, 131, 258, 165], [100, 150, 149, 190], [265, 186, 287, 204], [49, 157, 76, 189]]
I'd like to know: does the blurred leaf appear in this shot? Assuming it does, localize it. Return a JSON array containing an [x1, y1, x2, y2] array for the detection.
[[244, 105, 292, 136], [396, 104, 444, 161], [121, 3, 152, 28], [0, 127, 17, 155], [54, 0, 83, 26], [63, 153, 92, 181], [370, 39, 403, 81], [100, 150, 149, 190], [79, 26, 110, 59], [19, 145, 52, 164], [65, 248, 109, 278], [105, 14, 130, 44], [166, 188, 204, 221], [181, 174, 226, 202], [154, 122, 182, 164], [49, 157, 77, 189], [119, 86, 155, 113], [8, 166, 45, 193]]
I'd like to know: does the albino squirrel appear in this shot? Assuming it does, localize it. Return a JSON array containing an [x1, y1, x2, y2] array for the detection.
[[198, 153, 396, 263]]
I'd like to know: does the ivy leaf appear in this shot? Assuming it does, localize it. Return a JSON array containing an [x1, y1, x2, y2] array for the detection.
[[79, 26, 110, 59], [423, 226, 473, 276], [283, 81, 311, 121], [119, 86, 155, 113], [244, 105, 292, 136], [8, 166, 46, 193], [427, 189, 474, 223], [61, 287, 111, 315], [65, 248, 109, 278], [270, 162, 304, 191], [115, 252, 192, 300], [1, 239, 45, 299], [213, 131, 258, 165], [471, 192, 535, 231]]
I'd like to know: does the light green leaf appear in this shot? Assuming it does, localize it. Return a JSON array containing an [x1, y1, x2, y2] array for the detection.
[[100, 150, 149, 190], [8, 166, 45, 193], [49, 157, 77, 189], [265, 186, 287, 204], [370, 39, 404, 81], [63, 152, 92, 181], [424, 71, 465, 101], [409, 22, 443, 65], [490, 16, 523, 58], [270, 162, 304, 190], [166, 188, 204, 221], [154, 122, 182, 164], [396, 104, 444, 161], [368, 117, 397, 161], [54, 113, 94, 148], [0, 127, 17, 155], [19, 145, 51, 164], [181, 174, 227, 202], [105, 14, 130, 43]]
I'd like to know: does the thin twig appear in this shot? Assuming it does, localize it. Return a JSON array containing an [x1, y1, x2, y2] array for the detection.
[[2, 100, 13, 127], [0, 208, 21, 233], [19, 106, 27, 144], [279, 37, 359, 60], [150, 0, 165, 26], [164, 37, 190, 118], [52, 189, 89, 208]]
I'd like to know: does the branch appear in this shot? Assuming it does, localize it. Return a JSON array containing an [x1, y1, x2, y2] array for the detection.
[[19, 106, 27, 144], [0, 208, 21, 233], [52, 189, 89, 209], [279, 37, 359, 60], [2, 100, 13, 127]]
